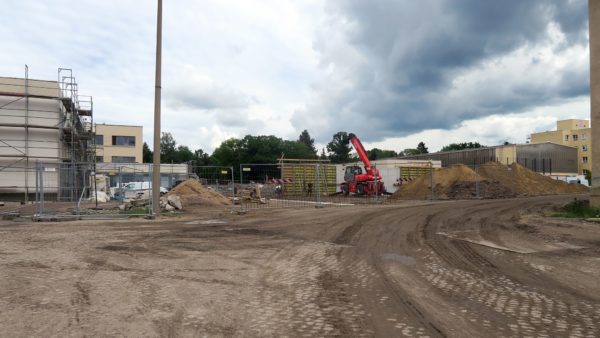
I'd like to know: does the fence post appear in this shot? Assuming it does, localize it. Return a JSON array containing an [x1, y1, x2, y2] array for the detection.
[[230, 166, 235, 213], [239, 164, 244, 212], [35, 161, 39, 215], [475, 164, 480, 199], [430, 161, 434, 201], [149, 163, 153, 216], [118, 166, 122, 192], [39, 162, 45, 216], [373, 164, 378, 204], [315, 162, 322, 208]]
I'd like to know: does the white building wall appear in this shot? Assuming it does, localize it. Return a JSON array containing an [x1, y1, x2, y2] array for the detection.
[[0, 79, 64, 197]]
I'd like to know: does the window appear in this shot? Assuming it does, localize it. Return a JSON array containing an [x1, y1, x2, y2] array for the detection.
[[112, 135, 136, 146], [572, 134, 578, 141], [97, 156, 104, 163], [582, 132, 587, 140], [95, 135, 103, 145], [583, 156, 588, 164], [583, 145, 588, 151], [111, 156, 136, 163], [565, 135, 569, 141]]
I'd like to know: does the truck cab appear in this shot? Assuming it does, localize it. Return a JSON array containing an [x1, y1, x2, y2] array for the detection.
[[344, 166, 363, 182]]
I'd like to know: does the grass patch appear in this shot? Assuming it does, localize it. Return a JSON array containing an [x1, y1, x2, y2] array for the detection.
[[551, 199, 600, 218], [124, 207, 150, 217]]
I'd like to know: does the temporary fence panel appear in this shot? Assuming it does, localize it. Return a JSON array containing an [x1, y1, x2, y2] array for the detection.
[[191, 166, 235, 197], [19, 162, 156, 219]]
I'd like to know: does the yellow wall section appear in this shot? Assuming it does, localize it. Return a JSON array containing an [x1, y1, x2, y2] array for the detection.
[[95, 124, 143, 163]]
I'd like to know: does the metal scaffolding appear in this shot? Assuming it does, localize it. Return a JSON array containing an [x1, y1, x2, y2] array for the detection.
[[0, 66, 95, 202]]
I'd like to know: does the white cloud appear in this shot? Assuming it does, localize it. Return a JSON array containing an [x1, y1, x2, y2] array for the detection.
[[0, 0, 591, 155]]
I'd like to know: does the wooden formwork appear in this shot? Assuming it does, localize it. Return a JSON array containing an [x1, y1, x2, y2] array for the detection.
[[279, 160, 336, 196], [399, 166, 431, 179]]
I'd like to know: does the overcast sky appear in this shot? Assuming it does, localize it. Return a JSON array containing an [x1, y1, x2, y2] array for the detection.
[[0, 0, 591, 153]]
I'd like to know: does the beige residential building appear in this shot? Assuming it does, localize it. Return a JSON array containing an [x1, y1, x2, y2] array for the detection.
[[530, 119, 591, 175], [95, 124, 143, 163]]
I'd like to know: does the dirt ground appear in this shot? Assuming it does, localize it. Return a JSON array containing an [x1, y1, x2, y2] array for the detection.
[[1, 195, 599, 337]]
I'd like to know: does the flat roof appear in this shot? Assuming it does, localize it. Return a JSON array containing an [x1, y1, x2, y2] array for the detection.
[[398, 141, 577, 159], [0, 76, 58, 84], [95, 123, 143, 128]]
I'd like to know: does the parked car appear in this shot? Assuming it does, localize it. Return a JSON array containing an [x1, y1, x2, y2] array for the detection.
[[123, 182, 168, 195]]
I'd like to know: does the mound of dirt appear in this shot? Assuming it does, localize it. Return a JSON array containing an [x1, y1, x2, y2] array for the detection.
[[394, 164, 480, 200], [166, 179, 231, 207], [393, 162, 588, 200]]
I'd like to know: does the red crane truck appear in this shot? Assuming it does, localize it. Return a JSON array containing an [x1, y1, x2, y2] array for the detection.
[[340, 133, 386, 196]]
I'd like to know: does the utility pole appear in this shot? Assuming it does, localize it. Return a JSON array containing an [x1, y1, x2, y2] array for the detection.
[[590, 0, 600, 207], [152, 0, 162, 216]]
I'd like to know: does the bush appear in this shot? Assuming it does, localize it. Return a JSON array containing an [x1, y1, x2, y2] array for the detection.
[[553, 199, 600, 218]]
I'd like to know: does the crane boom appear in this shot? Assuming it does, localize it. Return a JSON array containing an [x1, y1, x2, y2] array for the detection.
[[348, 133, 373, 174]]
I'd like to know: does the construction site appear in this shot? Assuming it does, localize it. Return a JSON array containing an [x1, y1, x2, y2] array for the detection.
[[0, 80, 598, 335], [1, 126, 599, 337], [2, 1, 600, 337]]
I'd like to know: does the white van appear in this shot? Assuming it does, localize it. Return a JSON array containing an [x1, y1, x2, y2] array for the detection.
[[123, 182, 168, 195]]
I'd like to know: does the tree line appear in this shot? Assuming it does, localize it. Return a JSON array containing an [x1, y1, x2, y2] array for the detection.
[[143, 130, 483, 166]]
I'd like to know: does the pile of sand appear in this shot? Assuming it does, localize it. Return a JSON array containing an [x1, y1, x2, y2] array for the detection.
[[166, 179, 231, 207], [393, 162, 588, 200]]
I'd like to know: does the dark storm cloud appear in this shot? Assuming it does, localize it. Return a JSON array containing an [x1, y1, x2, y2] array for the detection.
[[294, 0, 589, 142]]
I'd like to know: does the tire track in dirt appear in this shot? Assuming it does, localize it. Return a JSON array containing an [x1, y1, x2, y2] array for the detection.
[[331, 208, 447, 336], [405, 198, 600, 336]]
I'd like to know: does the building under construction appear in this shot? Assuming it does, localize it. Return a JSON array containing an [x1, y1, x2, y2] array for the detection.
[[0, 67, 95, 201]]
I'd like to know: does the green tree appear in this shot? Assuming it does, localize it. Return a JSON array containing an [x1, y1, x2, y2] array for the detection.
[[327, 132, 352, 163], [142, 142, 153, 163], [298, 129, 317, 157], [210, 134, 315, 167], [244, 135, 287, 163], [174, 145, 194, 163], [440, 142, 484, 152], [367, 148, 398, 160], [585, 170, 592, 184], [160, 132, 177, 163], [211, 138, 244, 167], [282, 140, 316, 159], [194, 149, 211, 166], [417, 142, 429, 154]]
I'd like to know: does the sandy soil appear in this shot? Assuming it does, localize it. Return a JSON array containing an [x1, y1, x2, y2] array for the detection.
[[394, 163, 588, 200], [1, 195, 599, 337], [166, 179, 231, 207]]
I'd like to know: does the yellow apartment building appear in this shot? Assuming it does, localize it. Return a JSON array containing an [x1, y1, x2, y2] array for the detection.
[[94, 124, 143, 163], [530, 119, 590, 175]]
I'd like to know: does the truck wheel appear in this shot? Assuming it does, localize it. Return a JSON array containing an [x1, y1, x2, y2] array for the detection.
[[341, 184, 349, 196], [356, 184, 365, 195]]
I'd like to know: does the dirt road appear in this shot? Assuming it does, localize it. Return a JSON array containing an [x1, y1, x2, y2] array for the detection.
[[1, 195, 599, 337]]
